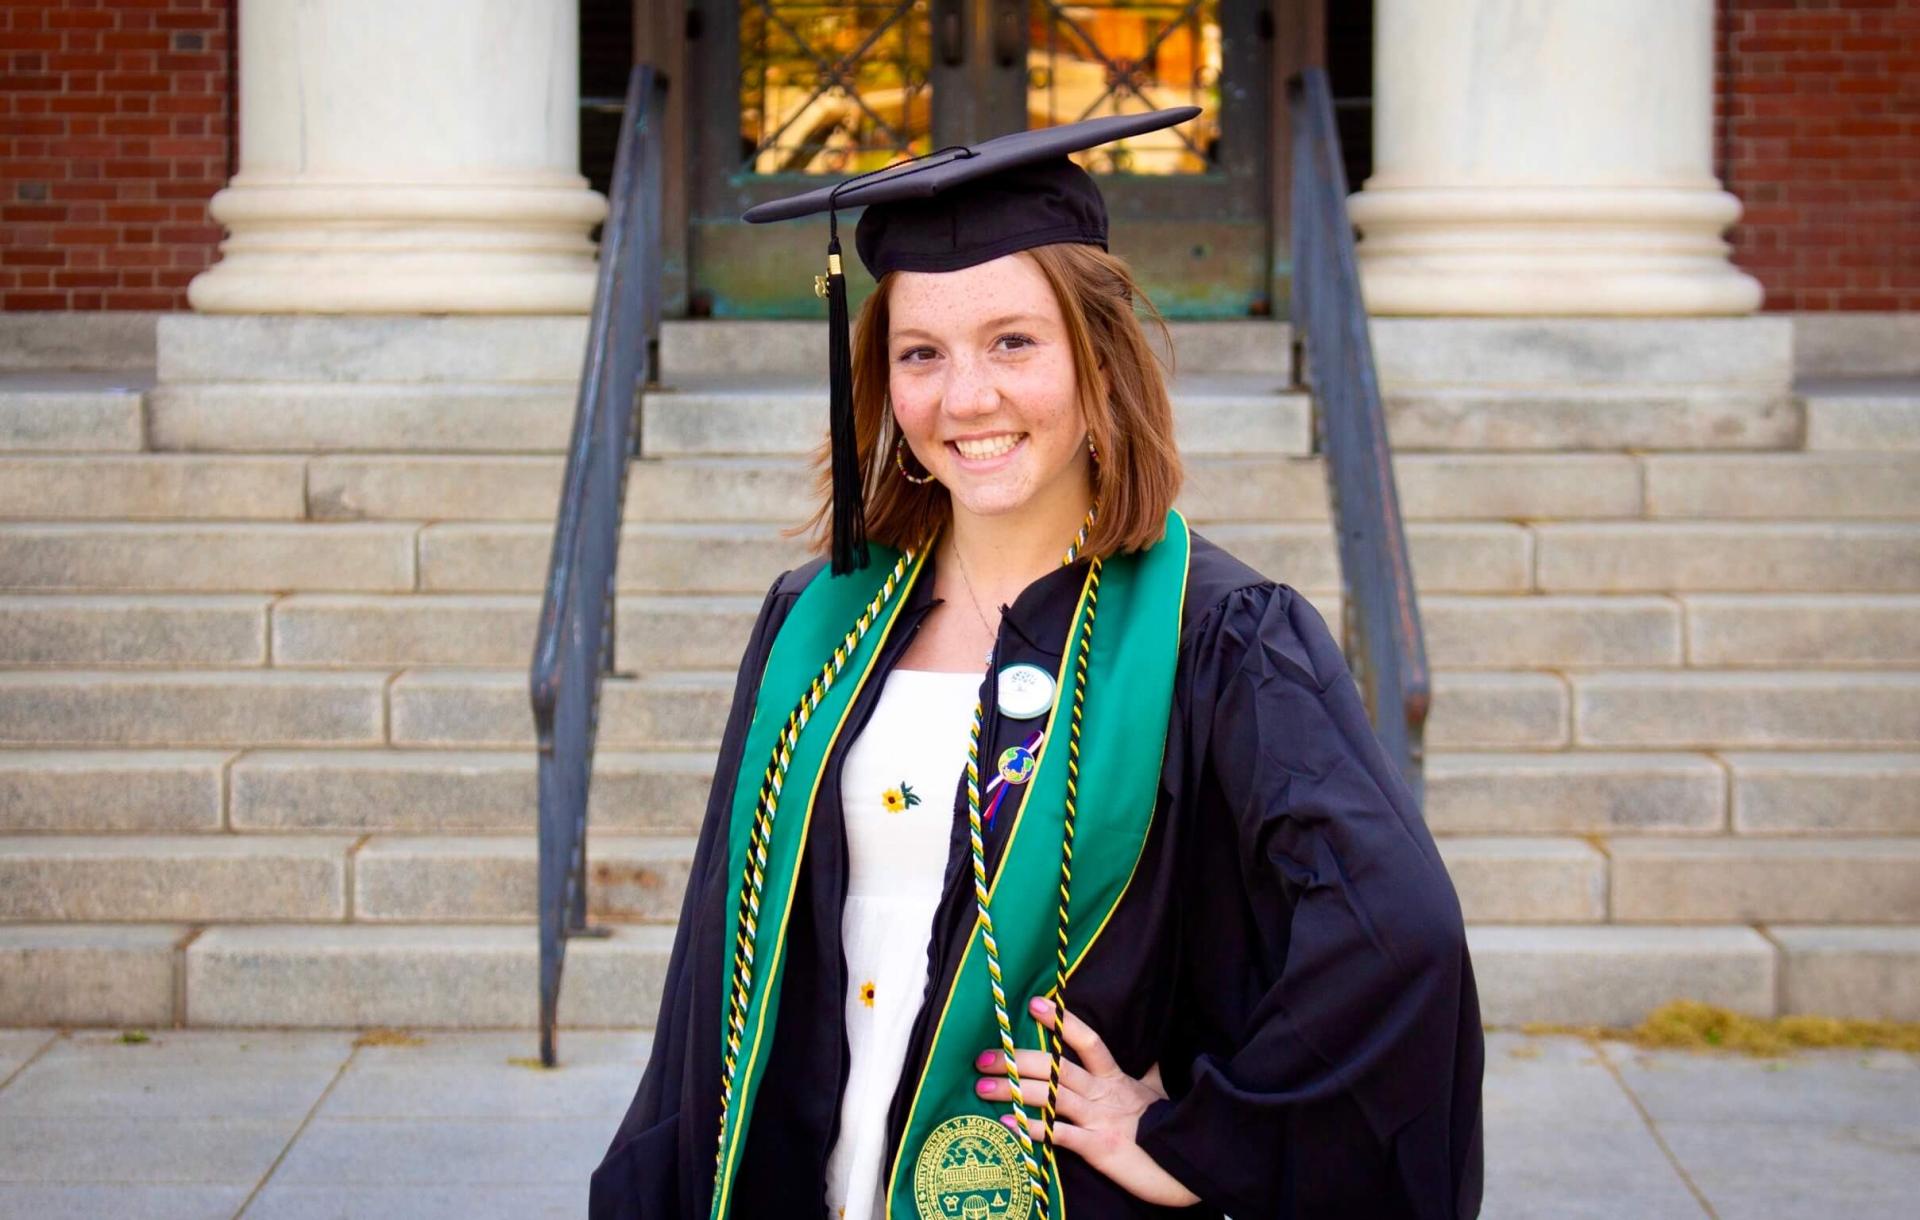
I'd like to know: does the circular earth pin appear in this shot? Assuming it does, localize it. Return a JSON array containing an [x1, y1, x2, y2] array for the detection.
[[996, 743, 1038, 786], [995, 662, 1054, 719]]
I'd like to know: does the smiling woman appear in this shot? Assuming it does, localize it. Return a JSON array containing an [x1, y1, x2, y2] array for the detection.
[[590, 109, 1484, 1220], [803, 239, 1184, 579]]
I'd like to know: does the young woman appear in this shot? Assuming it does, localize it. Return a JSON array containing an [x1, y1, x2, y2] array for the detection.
[[591, 110, 1483, 1220]]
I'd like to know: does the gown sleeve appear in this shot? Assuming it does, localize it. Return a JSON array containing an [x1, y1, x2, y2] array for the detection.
[[590, 566, 799, 1220], [1133, 581, 1485, 1219]]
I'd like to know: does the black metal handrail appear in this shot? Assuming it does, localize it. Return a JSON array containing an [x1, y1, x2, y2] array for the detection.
[[1286, 66, 1430, 801], [530, 64, 668, 1067]]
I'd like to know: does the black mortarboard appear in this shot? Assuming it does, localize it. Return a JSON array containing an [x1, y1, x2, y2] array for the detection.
[[742, 106, 1202, 575]]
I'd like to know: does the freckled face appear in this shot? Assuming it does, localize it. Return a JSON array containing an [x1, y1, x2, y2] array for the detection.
[[887, 251, 1089, 521]]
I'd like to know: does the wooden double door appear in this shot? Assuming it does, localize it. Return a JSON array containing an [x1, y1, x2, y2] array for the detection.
[[680, 0, 1279, 319]]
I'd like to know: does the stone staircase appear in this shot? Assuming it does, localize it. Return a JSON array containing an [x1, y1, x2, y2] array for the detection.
[[2, 313, 1916, 1032]]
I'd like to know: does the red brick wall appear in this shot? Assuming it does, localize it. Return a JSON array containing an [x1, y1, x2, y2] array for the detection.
[[1717, 0, 1920, 311], [0, 0, 232, 312]]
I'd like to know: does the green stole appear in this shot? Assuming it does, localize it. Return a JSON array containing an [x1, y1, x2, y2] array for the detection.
[[710, 509, 1191, 1220]]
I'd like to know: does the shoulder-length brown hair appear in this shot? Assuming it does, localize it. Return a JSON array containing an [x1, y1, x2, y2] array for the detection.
[[782, 241, 1185, 563]]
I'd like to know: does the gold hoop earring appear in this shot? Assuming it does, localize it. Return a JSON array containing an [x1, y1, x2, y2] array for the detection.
[[894, 433, 937, 484]]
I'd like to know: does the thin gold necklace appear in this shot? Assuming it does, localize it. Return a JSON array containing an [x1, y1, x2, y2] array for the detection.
[[949, 538, 1000, 668]]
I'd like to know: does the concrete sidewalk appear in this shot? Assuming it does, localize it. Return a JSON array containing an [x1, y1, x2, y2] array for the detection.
[[0, 1027, 1914, 1218]]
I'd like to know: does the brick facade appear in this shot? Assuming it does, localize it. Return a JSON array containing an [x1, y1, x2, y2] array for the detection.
[[0, 0, 231, 312], [3, 1, 1913, 314], [1717, 0, 1920, 311]]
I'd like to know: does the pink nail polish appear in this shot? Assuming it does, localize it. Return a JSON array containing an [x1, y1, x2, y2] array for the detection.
[[976, 1078, 992, 1095], [977, 1050, 995, 1068]]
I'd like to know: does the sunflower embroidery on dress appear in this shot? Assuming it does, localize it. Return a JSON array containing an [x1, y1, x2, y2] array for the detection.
[[881, 781, 921, 814], [859, 979, 876, 1008]]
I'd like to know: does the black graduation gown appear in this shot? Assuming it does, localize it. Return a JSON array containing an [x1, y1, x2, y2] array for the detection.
[[589, 528, 1485, 1219]]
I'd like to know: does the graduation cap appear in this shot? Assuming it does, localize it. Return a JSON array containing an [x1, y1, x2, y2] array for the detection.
[[742, 106, 1202, 575]]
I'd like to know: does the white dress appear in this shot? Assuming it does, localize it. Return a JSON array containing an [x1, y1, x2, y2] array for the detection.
[[824, 667, 984, 1220]]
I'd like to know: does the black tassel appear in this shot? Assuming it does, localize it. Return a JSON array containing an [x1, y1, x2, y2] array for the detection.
[[825, 233, 868, 575]]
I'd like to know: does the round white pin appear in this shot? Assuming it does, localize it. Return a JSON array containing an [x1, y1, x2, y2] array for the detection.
[[996, 662, 1055, 720]]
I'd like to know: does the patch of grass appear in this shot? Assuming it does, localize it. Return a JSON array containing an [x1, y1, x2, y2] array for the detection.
[[507, 1055, 555, 1071], [1502, 1000, 1920, 1058], [352, 1027, 426, 1048], [117, 1029, 150, 1044]]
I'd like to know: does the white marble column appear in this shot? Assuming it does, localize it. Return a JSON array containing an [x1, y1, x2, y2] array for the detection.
[[189, 0, 607, 314], [1347, 0, 1762, 315]]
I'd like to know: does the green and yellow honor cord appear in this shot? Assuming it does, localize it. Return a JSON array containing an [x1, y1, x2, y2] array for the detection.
[[965, 500, 1100, 1219], [714, 546, 917, 1174]]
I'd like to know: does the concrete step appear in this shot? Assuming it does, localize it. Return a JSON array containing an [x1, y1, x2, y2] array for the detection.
[[145, 383, 577, 454], [1571, 670, 1920, 749], [232, 586, 1916, 675], [414, 520, 1532, 595], [1425, 672, 1572, 750], [0, 595, 271, 667], [387, 669, 734, 751], [0, 523, 417, 593], [637, 376, 1313, 458], [0, 671, 388, 748], [227, 749, 711, 836], [0, 921, 1807, 1029], [271, 594, 538, 668], [657, 319, 1293, 380], [385, 666, 1599, 753], [9, 919, 1908, 1028], [4, 663, 1910, 755], [1771, 926, 1920, 1021], [1681, 594, 1920, 667], [1372, 316, 1797, 452], [0, 374, 146, 453], [274, 451, 1659, 525], [1435, 836, 1607, 923], [1643, 453, 1920, 519], [0, 455, 307, 520], [0, 834, 356, 922], [1799, 377, 1920, 452], [354, 834, 696, 923], [1609, 838, 1920, 925], [8, 746, 1910, 844], [1423, 752, 1727, 836], [0, 314, 159, 372], [178, 923, 676, 1028], [0, 923, 186, 1026], [1422, 595, 1683, 669], [0, 750, 232, 833], [1535, 521, 1920, 593], [12, 447, 1913, 528], [1726, 751, 1920, 835], [1466, 925, 1776, 1026], [156, 314, 589, 384]]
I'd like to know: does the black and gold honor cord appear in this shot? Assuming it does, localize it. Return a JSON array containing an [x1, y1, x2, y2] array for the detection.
[[964, 501, 1099, 1220]]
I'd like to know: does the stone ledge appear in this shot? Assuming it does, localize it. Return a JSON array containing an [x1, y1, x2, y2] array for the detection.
[[156, 315, 589, 384], [1770, 926, 1920, 1022], [1467, 925, 1776, 1026], [0, 594, 270, 668], [0, 923, 184, 1026], [229, 748, 713, 835], [0, 835, 353, 922], [1726, 752, 1920, 836], [182, 923, 674, 1028], [1611, 839, 1920, 925], [1423, 752, 1726, 836], [354, 835, 697, 923], [0, 750, 231, 834]]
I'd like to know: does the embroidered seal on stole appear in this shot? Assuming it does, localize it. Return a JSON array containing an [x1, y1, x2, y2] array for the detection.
[[911, 1114, 1034, 1220]]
